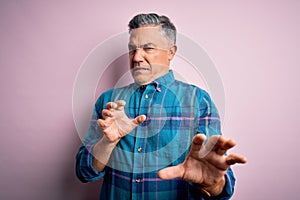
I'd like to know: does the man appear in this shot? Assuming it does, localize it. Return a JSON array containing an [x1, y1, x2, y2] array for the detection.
[[76, 13, 246, 199]]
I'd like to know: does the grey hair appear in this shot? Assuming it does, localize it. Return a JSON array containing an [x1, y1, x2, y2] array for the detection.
[[128, 13, 177, 45]]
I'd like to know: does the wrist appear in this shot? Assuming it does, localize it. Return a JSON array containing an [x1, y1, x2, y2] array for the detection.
[[91, 137, 119, 172], [101, 135, 120, 146], [197, 176, 226, 197]]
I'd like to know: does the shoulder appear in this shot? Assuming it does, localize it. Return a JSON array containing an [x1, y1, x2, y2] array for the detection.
[[172, 79, 211, 99]]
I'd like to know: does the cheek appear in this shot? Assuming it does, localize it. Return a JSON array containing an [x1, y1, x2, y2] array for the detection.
[[143, 52, 169, 66], [129, 56, 134, 68], [151, 55, 168, 65]]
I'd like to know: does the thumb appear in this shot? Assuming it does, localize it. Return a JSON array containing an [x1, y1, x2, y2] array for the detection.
[[158, 164, 184, 180], [132, 114, 146, 125]]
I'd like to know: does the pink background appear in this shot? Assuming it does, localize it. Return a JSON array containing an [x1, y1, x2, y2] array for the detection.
[[1, 1, 299, 199]]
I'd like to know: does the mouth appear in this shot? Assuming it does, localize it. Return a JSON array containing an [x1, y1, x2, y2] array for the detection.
[[132, 67, 150, 73]]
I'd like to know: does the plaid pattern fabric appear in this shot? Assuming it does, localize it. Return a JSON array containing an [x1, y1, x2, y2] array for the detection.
[[76, 71, 235, 200]]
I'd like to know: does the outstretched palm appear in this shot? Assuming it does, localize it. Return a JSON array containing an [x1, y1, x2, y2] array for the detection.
[[158, 134, 247, 192]]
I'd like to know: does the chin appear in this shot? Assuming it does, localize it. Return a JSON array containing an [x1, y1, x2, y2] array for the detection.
[[133, 76, 148, 85], [135, 80, 148, 85], [134, 78, 150, 85]]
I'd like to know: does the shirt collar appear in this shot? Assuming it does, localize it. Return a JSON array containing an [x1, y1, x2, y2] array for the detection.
[[133, 70, 175, 92], [155, 70, 175, 88]]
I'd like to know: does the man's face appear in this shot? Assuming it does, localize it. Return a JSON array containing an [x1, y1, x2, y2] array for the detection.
[[128, 26, 176, 85]]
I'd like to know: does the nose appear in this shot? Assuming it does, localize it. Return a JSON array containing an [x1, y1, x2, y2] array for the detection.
[[132, 48, 144, 63]]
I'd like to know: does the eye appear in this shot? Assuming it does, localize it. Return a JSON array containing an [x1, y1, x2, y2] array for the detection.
[[129, 49, 136, 55], [128, 45, 136, 52], [128, 47, 136, 55], [143, 47, 155, 52]]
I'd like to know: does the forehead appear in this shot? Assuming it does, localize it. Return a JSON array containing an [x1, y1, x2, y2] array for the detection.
[[129, 26, 168, 46]]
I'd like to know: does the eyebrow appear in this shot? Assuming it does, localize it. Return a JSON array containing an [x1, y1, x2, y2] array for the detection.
[[128, 43, 157, 49], [142, 43, 156, 47]]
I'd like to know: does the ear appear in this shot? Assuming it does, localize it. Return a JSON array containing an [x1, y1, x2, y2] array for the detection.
[[168, 45, 177, 61]]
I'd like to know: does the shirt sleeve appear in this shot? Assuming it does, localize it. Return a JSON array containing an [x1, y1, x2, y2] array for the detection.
[[217, 167, 236, 200], [189, 168, 235, 200], [75, 105, 106, 183], [195, 89, 236, 199], [75, 144, 105, 183], [197, 89, 222, 137]]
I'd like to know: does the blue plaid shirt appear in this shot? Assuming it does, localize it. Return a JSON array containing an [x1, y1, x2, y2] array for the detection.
[[76, 70, 236, 200]]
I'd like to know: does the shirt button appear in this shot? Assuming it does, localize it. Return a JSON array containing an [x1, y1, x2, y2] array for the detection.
[[135, 179, 141, 183], [145, 94, 148, 99], [137, 147, 142, 152]]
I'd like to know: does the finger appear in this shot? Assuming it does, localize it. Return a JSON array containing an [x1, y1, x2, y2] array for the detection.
[[225, 154, 247, 165], [203, 135, 220, 152], [157, 164, 184, 180], [190, 133, 206, 152], [132, 114, 146, 125], [116, 100, 126, 111], [197, 135, 220, 158], [102, 109, 114, 119], [97, 119, 107, 129], [212, 136, 225, 150], [106, 102, 117, 110], [215, 138, 236, 156]]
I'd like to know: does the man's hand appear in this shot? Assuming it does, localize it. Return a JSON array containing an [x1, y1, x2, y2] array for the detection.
[[92, 100, 146, 172], [158, 134, 247, 196], [97, 100, 146, 143]]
